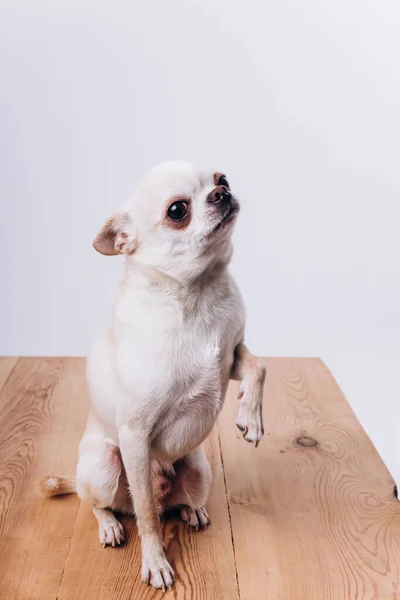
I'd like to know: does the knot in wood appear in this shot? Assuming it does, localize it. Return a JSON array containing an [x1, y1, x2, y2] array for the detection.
[[296, 436, 318, 448]]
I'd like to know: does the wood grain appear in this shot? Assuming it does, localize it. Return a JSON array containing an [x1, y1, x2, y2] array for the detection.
[[0, 358, 88, 600], [0, 357, 399, 600], [218, 358, 400, 600]]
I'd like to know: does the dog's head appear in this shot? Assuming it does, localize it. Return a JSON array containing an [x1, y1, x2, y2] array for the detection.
[[93, 161, 240, 279]]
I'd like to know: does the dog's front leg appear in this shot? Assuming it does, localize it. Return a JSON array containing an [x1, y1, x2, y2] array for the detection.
[[230, 343, 266, 447], [118, 425, 175, 591]]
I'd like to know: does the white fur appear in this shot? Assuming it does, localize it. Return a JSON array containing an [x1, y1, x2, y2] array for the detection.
[[76, 161, 265, 590]]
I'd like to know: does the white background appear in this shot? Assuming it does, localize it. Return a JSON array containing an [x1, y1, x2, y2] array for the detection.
[[1, 1, 399, 481]]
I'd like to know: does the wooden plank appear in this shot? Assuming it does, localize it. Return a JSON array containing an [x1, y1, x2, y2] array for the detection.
[[218, 358, 400, 600], [0, 357, 19, 390], [57, 426, 239, 600], [0, 358, 89, 600]]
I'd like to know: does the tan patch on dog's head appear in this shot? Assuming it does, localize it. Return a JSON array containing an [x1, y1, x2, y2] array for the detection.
[[213, 172, 230, 189]]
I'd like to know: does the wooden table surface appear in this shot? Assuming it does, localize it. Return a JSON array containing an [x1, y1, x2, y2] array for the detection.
[[0, 357, 399, 600]]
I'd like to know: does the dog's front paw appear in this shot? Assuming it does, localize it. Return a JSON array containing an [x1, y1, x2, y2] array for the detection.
[[141, 548, 175, 591], [236, 391, 264, 447]]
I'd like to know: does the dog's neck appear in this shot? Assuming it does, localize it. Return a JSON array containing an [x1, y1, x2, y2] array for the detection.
[[122, 239, 233, 296]]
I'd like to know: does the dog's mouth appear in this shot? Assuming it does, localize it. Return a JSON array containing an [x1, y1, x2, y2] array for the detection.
[[208, 203, 239, 236]]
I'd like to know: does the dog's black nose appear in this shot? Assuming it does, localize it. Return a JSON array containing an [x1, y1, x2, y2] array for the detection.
[[207, 185, 232, 205]]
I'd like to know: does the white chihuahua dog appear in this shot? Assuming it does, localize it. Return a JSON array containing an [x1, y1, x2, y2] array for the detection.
[[41, 161, 266, 591]]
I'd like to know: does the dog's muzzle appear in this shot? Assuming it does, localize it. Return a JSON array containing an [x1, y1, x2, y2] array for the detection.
[[206, 185, 239, 236], [206, 185, 232, 208]]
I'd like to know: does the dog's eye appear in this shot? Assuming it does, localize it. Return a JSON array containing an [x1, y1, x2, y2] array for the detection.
[[167, 201, 189, 220], [218, 175, 230, 189]]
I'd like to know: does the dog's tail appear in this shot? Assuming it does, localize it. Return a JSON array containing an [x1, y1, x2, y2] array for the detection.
[[39, 475, 77, 497]]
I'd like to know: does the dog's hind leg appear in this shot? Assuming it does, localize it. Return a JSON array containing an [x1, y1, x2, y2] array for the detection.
[[165, 445, 212, 530], [77, 422, 130, 546]]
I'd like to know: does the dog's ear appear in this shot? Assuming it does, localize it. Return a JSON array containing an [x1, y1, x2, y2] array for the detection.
[[93, 212, 137, 256]]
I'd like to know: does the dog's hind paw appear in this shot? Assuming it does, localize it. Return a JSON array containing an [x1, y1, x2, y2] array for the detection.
[[180, 505, 210, 530], [99, 518, 125, 547]]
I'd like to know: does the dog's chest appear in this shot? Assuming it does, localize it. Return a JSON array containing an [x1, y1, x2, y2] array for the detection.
[[115, 273, 244, 418], [149, 312, 240, 456], [171, 323, 229, 400]]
